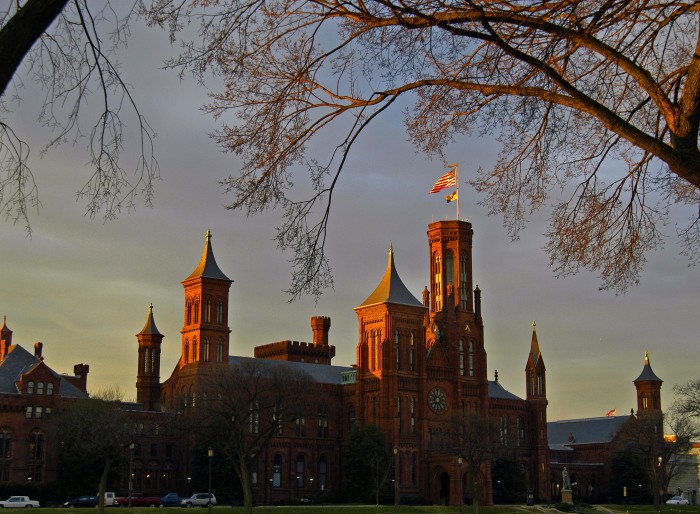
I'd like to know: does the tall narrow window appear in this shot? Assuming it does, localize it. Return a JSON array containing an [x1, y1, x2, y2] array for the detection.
[[459, 340, 465, 376], [28, 431, 44, 460], [317, 404, 328, 438], [204, 298, 211, 323], [46, 383, 54, 395], [517, 417, 525, 447], [217, 299, 224, 324], [144, 349, 149, 372], [410, 332, 415, 371], [203, 339, 210, 362], [445, 250, 455, 289], [411, 453, 417, 485], [27, 381, 34, 394], [36, 382, 44, 395], [433, 253, 442, 311], [537, 374, 544, 395], [395, 330, 401, 370], [529, 371, 535, 396], [296, 455, 305, 488], [273, 454, 282, 487], [318, 457, 327, 489], [184, 341, 189, 364], [370, 331, 375, 371], [193, 298, 199, 323], [151, 349, 156, 372], [192, 338, 198, 362], [459, 253, 469, 310], [186, 299, 192, 325], [397, 396, 402, 434], [500, 416, 508, 445], [217, 339, 224, 362], [273, 408, 283, 435], [295, 415, 306, 437], [1, 429, 12, 458], [410, 397, 416, 434], [468, 341, 474, 377], [249, 400, 259, 434]]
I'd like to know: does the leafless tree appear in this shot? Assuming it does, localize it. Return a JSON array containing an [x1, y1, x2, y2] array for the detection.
[[144, 0, 700, 298], [192, 359, 314, 514], [0, 0, 158, 232]]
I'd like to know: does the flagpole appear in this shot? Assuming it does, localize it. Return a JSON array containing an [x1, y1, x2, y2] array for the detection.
[[454, 163, 460, 220]]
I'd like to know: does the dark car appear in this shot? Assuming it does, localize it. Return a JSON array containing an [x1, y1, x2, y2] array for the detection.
[[161, 493, 181, 507], [63, 496, 99, 508]]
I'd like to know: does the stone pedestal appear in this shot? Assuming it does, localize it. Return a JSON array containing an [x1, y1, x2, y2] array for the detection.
[[561, 489, 573, 505]]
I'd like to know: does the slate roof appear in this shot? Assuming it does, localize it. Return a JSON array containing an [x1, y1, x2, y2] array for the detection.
[[184, 230, 232, 282], [0, 345, 88, 398], [138, 303, 163, 337], [488, 380, 523, 401], [229, 355, 353, 385], [547, 415, 630, 451], [357, 245, 425, 309]]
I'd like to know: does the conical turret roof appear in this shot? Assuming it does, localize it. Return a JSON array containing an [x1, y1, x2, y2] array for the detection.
[[357, 245, 424, 309], [138, 303, 163, 337], [185, 229, 231, 282], [529, 321, 542, 367], [634, 351, 662, 383]]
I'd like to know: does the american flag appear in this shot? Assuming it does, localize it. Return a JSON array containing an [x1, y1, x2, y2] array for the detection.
[[429, 169, 457, 193]]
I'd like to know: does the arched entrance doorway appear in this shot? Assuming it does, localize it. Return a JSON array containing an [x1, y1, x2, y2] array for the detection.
[[440, 472, 450, 505]]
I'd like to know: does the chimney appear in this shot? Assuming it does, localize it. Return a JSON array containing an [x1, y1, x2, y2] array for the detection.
[[34, 342, 43, 359], [73, 363, 90, 393], [310, 316, 331, 346]]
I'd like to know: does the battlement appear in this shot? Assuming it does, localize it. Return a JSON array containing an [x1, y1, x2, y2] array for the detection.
[[254, 339, 335, 365]]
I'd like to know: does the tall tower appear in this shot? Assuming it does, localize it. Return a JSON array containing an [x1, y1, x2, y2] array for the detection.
[[0, 316, 12, 361], [136, 303, 164, 410], [180, 230, 233, 368], [525, 322, 550, 502], [634, 351, 663, 414]]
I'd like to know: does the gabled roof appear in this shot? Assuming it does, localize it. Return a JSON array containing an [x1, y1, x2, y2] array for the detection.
[[488, 380, 523, 401], [184, 230, 232, 282], [634, 351, 662, 383], [548, 415, 630, 451], [229, 355, 353, 385], [357, 245, 425, 309], [0, 345, 88, 398], [138, 303, 163, 337]]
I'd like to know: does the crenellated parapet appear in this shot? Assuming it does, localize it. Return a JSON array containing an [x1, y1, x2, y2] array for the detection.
[[254, 339, 335, 364]]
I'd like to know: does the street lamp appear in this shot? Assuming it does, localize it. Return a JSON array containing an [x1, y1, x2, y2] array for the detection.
[[393, 447, 399, 506], [187, 477, 191, 497], [208, 447, 213, 514], [268, 478, 273, 506], [458, 457, 463, 514]]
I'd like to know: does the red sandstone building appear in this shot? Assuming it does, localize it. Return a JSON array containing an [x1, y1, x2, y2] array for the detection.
[[0, 219, 664, 505]]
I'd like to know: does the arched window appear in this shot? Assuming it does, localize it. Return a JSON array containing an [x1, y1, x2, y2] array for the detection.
[[217, 339, 225, 362], [186, 299, 192, 325], [0, 428, 12, 458], [46, 383, 54, 395], [217, 300, 224, 324], [144, 348, 150, 373], [433, 253, 442, 311], [397, 396, 402, 434], [28, 431, 44, 460], [203, 339, 210, 362], [468, 341, 475, 377], [151, 349, 156, 373], [459, 340, 465, 376], [27, 381, 34, 394], [318, 456, 328, 489], [204, 298, 211, 323], [500, 415, 508, 445], [395, 329, 401, 370], [445, 250, 455, 288], [183, 340, 189, 364], [36, 382, 44, 395], [192, 338, 198, 361], [272, 454, 282, 487], [410, 332, 415, 371], [459, 253, 468, 310], [410, 396, 416, 434], [296, 455, 305, 488], [193, 298, 200, 323], [517, 417, 525, 447]]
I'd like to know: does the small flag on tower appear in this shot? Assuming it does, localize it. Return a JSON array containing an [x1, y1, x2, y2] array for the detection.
[[445, 190, 458, 203], [429, 168, 457, 193], [606, 408, 616, 417]]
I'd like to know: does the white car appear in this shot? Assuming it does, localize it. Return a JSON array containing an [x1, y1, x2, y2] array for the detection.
[[180, 493, 216, 508], [0, 496, 40, 508], [666, 496, 690, 505]]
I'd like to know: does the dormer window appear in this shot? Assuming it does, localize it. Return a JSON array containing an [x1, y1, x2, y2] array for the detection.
[[27, 381, 34, 394]]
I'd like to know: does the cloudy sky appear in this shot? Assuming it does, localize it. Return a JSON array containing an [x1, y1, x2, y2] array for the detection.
[[1, 11, 697, 423]]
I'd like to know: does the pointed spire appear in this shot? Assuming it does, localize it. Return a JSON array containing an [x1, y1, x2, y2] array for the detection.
[[185, 229, 232, 282], [138, 303, 163, 336], [358, 244, 424, 308], [634, 351, 662, 383], [529, 321, 541, 366]]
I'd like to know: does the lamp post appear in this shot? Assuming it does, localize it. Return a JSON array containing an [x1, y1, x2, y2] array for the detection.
[[393, 447, 399, 506], [187, 477, 191, 497], [268, 478, 273, 506], [655, 456, 662, 511], [128, 443, 134, 508], [27, 476, 32, 498], [458, 457, 463, 514], [207, 447, 213, 514]]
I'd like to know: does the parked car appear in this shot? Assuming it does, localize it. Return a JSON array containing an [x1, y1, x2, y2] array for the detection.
[[63, 496, 99, 508], [103, 492, 117, 507], [667, 496, 690, 505], [0, 496, 40, 508], [115, 494, 161, 508], [180, 494, 216, 508], [161, 493, 181, 507]]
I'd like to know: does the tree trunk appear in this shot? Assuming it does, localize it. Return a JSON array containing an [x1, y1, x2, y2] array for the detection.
[[236, 460, 254, 514], [0, 0, 70, 97], [97, 458, 112, 514]]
